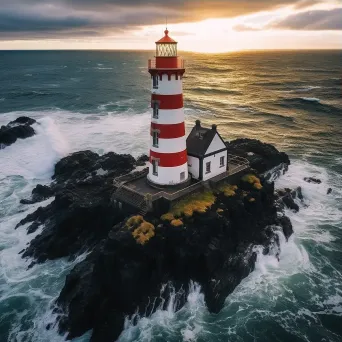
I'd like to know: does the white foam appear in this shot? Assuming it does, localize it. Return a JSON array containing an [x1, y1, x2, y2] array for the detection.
[[301, 97, 320, 103], [0, 117, 69, 180]]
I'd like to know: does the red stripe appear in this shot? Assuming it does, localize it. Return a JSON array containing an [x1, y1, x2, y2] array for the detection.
[[151, 94, 183, 110], [155, 57, 181, 69], [150, 149, 187, 167], [151, 122, 185, 139]]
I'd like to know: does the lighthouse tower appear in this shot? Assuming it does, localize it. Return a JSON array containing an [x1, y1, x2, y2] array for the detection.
[[147, 29, 188, 186]]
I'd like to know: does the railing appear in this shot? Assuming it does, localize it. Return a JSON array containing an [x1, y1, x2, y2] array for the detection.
[[113, 169, 148, 187], [148, 58, 185, 69], [150, 181, 204, 202]]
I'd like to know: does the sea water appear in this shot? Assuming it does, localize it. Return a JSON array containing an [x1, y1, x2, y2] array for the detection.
[[0, 50, 341, 341]]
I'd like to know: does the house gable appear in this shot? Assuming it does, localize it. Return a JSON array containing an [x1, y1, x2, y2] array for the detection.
[[205, 133, 226, 155]]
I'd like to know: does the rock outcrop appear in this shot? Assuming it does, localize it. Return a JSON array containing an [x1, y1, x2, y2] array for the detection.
[[17, 150, 136, 264], [13, 122, 294, 342], [54, 175, 293, 342], [226, 138, 290, 175], [0, 116, 36, 148]]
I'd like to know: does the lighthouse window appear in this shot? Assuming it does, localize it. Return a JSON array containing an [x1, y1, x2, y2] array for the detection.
[[153, 102, 159, 118], [152, 160, 158, 175], [206, 161, 211, 174], [152, 131, 159, 147], [157, 44, 177, 57], [152, 75, 159, 89], [180, 172, 185, 181]]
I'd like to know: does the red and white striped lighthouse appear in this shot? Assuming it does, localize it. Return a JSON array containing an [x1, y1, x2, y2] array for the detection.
[[147, 29, 188, 186]]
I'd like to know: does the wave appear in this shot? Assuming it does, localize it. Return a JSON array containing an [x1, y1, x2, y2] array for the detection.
[[277, 98, 342, 115], [190, 87, 241, 96], [0, 97, 5, 102], [95, 67, 113, 70], [253, 111, 295, 122], [301, 97, 320, 103], [197, 66, 235, 73]]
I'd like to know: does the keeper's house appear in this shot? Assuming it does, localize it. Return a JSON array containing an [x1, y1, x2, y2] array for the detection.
[[187, 120, 228, 181]]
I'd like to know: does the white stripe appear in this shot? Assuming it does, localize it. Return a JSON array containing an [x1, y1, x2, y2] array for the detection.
[[152, 75, 182, 95], [151, 108, 185, 125], [148, 163, 189, 186], [150, 136, 186, 153]]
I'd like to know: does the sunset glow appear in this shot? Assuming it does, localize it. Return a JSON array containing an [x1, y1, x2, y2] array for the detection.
[[0, 0, 341, 51]]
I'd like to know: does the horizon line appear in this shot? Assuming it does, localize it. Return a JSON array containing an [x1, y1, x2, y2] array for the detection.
[[0, 48, 341, 53]]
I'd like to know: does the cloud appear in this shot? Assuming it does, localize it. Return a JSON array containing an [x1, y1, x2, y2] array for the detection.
[[0, 0, 340, 40], [0, 0, 313, 39], [270, 8, 342, 30], [233, 24, 263, 32]]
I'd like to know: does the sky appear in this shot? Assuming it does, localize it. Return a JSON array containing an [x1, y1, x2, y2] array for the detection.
[[0, 0, 341, 51]]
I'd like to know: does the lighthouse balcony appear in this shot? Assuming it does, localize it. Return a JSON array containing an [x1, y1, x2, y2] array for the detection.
[[148, 57, 185, 70]]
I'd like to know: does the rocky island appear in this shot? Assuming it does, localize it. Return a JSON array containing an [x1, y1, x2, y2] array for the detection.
[[11, 117, 302, 342]]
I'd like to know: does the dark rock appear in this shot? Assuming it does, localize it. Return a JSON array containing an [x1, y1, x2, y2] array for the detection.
[[327, 188, 332, 195], [55, 175, 293, 341], [282, 193, 299, 212], [277, 216, 293, 241], [16, 150, 136, 263], [15, 139, 296, 342], [226, 138, 290, 175], [304, 177, 321, 184], [136, 154, 149, 166], [0, 116, 37, 148], [21, 185, 54, 205]]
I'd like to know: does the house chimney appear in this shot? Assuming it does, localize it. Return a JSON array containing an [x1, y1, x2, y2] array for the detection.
[[212, 124, 217, 131], [195, 120, 201, 129]]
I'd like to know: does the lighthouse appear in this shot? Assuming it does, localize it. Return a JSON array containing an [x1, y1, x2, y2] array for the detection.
[[147, 29, 188, 186]]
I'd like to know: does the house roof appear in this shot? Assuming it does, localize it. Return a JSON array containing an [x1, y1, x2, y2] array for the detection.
[[186, 121, 226, 158]]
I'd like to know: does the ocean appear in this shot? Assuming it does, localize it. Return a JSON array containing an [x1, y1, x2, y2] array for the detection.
[[0, 50, 341, 342]]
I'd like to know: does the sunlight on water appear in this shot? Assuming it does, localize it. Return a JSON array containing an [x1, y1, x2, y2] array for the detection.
[[0, 51, 341, 341]]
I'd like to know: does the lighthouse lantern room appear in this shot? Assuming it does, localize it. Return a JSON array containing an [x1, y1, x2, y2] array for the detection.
[[148, 29, 188, 186]]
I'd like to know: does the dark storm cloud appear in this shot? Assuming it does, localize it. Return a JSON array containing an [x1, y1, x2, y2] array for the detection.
[[0, 0, 338, 39], [233, 8, 342, 31], [270, 8, 342, 30]]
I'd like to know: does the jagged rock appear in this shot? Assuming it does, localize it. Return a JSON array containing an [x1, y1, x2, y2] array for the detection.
[[226, 138, 290, 174], [0, 116, 36, 148], [16, 150, 137, 263], [55, 175, 293, 342], [14, 133, 295, 342], [136, 154, 149, 166], [304, 177, 321, 184], [281, 193, 299, 212], [20, 185, 54, 205], [277, 216, 293, 241], [327, 188, 332, 195]]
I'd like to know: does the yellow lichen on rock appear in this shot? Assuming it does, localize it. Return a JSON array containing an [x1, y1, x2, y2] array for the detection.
[[170, 191, 216, 218], [132, 221, 155, 245], [170, 219, 183, 227], [242, 174, 263, 190], [218, 184, 238, 197], [161, 213, 175, 222], [249, 197, 256, 202], [126, 215, 143, 229]]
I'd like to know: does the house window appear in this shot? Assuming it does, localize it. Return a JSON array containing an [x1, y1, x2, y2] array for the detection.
[[153, 102, 159, 119], [152, 75, 159, 89], [220, 156, 225, 167], [152, 131, 159, 147], [152, 159, 158, 175], [180, 172, 185, 181], [206, 161, 211, 174]]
